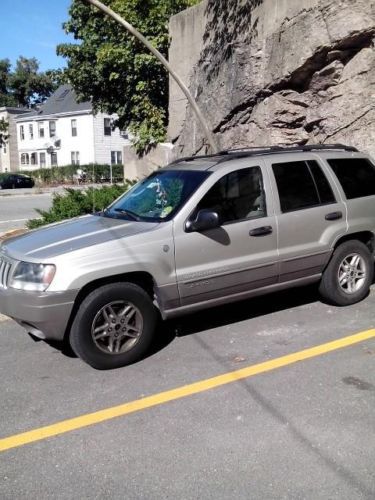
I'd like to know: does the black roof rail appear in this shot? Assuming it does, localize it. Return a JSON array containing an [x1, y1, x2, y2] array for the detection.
[[219, 144, 358, 154], [168, 143, 358, 165], [215, 144, 359, 164], [168, 151, 227, 165]]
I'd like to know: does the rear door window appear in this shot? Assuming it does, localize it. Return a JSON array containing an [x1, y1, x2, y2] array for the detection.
[[327, 158, 375, 199], [272, 160, 336, 212]]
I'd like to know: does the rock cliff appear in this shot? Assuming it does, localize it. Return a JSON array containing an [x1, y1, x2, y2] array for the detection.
[[169, 0, 375, 157]]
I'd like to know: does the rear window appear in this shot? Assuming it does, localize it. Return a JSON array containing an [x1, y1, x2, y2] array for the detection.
[[272, 160, 335, 212], [327, 158, 375, 199]]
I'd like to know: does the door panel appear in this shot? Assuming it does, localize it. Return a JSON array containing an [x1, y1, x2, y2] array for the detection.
[[173, 161, 279, 306], [266, 157, 348, 282], [174, 217, 278, 305]]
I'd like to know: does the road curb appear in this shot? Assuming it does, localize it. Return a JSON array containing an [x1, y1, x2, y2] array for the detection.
[[0, 184, 111, 197], [0, 228, 28, 241]]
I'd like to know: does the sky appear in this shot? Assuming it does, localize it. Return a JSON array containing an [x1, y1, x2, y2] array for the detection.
[[0, 0, 74, 72]]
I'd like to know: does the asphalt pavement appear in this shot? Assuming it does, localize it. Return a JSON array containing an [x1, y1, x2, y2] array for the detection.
[[1, 285, 374, 499], [0, 186, 374, 498]]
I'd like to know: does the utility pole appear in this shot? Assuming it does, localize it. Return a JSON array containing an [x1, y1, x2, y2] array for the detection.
[[82, 0, 218, 154]]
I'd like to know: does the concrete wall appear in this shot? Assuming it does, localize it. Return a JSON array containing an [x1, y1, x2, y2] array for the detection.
[[168, 1, 208, 142], [169, 0, 375, 158], [123, 143, 174, 181]]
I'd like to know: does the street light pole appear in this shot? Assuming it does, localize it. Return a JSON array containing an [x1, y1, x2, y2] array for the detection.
[[82, 0, 218, 154]]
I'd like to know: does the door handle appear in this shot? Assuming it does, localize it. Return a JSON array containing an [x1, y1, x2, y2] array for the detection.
[[325, 211, 343, 221], [249, 226, 273, 237]]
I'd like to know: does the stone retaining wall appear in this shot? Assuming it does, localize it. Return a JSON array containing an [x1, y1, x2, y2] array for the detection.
[[169, 0, 375, 157]]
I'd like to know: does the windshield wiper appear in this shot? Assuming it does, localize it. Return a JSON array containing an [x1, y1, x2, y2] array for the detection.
[[113, 208, 141, 221]]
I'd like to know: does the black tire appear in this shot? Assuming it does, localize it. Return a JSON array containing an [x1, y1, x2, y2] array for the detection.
[[319, 240, 373, 306], [70, 282, 158, 369]]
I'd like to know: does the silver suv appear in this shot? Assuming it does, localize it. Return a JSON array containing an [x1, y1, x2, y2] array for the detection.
[[1, 144, 374, 369]]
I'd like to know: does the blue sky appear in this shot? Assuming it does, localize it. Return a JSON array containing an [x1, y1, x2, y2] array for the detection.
[[0, 0, 74, 71]]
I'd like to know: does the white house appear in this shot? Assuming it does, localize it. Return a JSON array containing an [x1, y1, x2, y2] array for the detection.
[[15, 84, 130, 170], [0, 107, 30, 173]]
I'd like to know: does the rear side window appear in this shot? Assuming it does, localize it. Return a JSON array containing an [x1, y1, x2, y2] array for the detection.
[[272, 160, 336, 212], [327, 158, 375, 199]]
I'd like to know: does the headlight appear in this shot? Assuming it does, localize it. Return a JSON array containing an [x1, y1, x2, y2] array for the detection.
[[10, 262, 56, 291]]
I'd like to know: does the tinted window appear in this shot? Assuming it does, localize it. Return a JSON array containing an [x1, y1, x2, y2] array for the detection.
[[307, 160, 336, 204], [273, 160, 335, 212], [196, 167, 266, 224], [327, 158, 375, 199]]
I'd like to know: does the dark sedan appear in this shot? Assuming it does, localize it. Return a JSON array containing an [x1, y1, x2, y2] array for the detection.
[[0, 173, 35, 189]]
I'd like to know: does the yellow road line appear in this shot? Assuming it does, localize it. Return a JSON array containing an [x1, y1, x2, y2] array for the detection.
[[1, 328, 375, 453]]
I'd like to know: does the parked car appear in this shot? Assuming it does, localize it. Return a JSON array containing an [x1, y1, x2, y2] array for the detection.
[[0, 173, 35, 189], [0, 144, 374, 369]]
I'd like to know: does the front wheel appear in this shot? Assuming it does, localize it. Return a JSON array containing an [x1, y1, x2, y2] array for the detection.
[[70, 282, 158, 369], [319, 240, 373, 306]]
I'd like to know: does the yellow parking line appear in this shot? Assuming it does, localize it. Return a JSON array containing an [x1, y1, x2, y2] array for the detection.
[[1, 328, 375, 453]]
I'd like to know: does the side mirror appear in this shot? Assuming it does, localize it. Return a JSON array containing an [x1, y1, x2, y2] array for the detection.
[[185, 209, 221, 233]]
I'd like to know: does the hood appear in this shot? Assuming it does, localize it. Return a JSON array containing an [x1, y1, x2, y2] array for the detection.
[[1, 214, 160, 261]]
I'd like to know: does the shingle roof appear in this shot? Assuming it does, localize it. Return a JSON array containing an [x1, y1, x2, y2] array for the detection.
[[35, 84, 92, 116]]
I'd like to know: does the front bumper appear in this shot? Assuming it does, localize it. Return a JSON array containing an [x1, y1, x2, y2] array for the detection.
[[0, 286, 78, 341]]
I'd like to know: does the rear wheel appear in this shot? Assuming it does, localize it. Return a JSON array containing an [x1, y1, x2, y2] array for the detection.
[[70, 282, 158, 369], [319, 240, 373, 306]]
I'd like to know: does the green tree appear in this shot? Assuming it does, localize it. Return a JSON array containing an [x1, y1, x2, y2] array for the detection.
[[0, 56, 60, 108], [0, 59, 17, 107], [58, 0, 200, 154], [0, 118, 9, 149]]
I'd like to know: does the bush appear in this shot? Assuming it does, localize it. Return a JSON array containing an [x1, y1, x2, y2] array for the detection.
[[21, 163, 125, 185], [27, 183, 133, 229]]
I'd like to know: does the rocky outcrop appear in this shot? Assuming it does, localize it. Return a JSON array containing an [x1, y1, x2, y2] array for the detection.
[[169, 0, 375, 157]]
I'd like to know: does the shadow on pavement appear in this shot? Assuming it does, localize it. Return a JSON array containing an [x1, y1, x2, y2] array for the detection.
[[46, 266, 375, 362], [170, 284, 319, 338]]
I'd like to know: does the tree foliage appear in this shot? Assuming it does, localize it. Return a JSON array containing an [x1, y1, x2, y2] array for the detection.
[[0, 56, 60, 108], [27, 184, 131, 229], [57, 0, 200, 154], [0, 118, 8, 149]]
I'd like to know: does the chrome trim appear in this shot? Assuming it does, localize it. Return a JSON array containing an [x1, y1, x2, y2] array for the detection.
[[0, 255, 13, 289]]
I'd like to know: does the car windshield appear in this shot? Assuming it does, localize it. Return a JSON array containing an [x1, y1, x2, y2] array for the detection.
[[104, 169, 211, 222]]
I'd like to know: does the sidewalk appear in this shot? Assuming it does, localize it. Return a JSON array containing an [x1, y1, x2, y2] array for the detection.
[[0, 184, 101, 197]]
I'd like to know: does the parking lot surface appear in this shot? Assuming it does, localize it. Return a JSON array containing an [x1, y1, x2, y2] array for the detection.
[[0, 284, 375, 499], [0, 192, 52, 234]]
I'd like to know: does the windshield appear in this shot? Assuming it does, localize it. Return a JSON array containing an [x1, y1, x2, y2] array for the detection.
[[104, 169, 211, 222]]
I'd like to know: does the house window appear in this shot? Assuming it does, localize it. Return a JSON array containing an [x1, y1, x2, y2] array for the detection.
[[20, 125, 25, 141], [71, 151, 80, 165], [50, 152, 58, 166], [31, 153, 38, 165], [104, 118, 111, 136], [39, 152, 46, 168], [21, 153, 29, 165], [111, 151, 122, 165], [71, 119, 77, 137], [38, 122, 45, 138], [3, 144, 6, 154], [49, 121, 56, 138], [29, 124, 34, 140]]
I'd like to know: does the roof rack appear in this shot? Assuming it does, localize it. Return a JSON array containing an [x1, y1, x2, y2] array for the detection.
[[169, 144, 358, 166], [220, 144, 358, 154]]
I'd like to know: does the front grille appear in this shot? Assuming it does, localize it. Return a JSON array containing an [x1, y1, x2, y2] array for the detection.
[[0, 256, 12, 288]]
